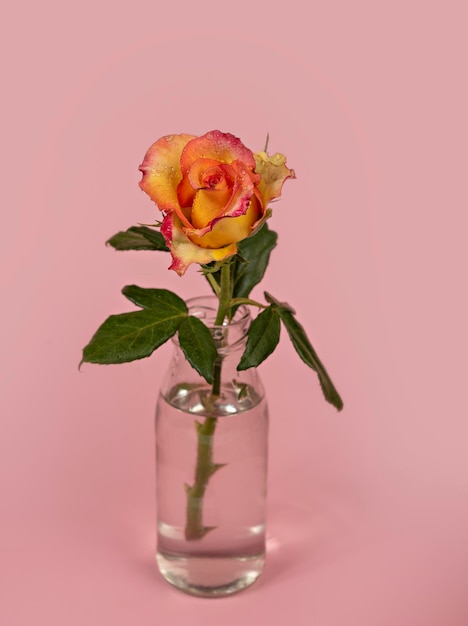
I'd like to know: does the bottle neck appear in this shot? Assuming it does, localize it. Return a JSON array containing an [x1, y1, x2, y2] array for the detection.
[[184, 295, 251, 356], [160, 295, 263, 407]]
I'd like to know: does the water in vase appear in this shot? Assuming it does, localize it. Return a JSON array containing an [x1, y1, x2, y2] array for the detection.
[[155, 382, 268, 597]]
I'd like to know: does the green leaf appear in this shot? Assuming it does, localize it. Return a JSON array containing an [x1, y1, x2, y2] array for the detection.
[[261, 291, 296, 313], [238, 306, 281, 370], [106, 226, 169, 251], [81, 307, 186, 365], [122, 285, 187, 313], [178, 316, 219, 384], [265, 292, 344, 411], [233, 224, 278, 298], [202, 224, 278, 300]]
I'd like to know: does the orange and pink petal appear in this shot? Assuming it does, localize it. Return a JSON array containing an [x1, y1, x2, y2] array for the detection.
[[161, 212, 237, 276], [139, 133, 195, 213], [187, 196, 262, 249], [187, 161, 258, 237], [180, 131, 256, 174], [254, 151, 296, 208]]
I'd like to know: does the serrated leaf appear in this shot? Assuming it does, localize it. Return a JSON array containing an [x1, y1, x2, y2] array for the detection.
[[122, 285, 187, 312], [203, 224, 278, 300], [81, 308, 185, 365], [238, 306, 281, 370], [234, 224, 278, 298], [265, 292, 343, 411], [178, 316, 219, 384], [106, 226, 169, 251]]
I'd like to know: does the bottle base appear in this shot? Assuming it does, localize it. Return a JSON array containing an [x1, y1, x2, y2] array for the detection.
[[156, 551, 265, 597]]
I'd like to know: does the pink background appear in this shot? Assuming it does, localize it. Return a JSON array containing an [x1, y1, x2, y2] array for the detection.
[[2, 1, 468, 624]]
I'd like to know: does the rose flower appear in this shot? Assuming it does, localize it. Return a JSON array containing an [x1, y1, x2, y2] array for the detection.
[[139, 130, 295, 275]]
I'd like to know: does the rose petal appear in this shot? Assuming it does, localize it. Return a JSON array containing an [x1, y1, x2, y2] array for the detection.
[[254, 151, 296, 207], [188, 161, 257, 237], [176, 174, 197, 210], [161, 212, 237, 276], [187, 195, 262, 249], [199, 165, 234, 191], [190, 188, 233, 229], [180, 130, 256, 173], [139, 133, 195, 215], [187, 159, 233, 190]]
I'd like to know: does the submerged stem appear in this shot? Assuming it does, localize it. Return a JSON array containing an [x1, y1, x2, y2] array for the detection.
[[184, 417, 222, 541]]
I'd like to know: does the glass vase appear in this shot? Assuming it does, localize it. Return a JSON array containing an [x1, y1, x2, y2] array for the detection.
[[155, 296, 269, 597]]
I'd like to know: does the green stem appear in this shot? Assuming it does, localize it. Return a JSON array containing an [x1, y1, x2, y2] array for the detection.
[[211, 359, 223, 397], [214, 263, 231, 325], [212, 263, 231, 396], [184, 417, 224, 540], [205, 272, 221, 298], [184, 262, 232, 541]]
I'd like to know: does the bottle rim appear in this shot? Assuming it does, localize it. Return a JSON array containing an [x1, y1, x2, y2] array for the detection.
[[170, 295, 251, 353], [185, 295, 251, 328]]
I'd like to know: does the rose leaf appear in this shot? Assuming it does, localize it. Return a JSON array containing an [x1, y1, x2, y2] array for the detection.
[[107, 226, 169, 251], [81, 286, 188, 365], [264, 292, 344, 411], [178, 316, 219, 384], [233, 224, 278, 298], [121, 285, 187, 312], [237, 306, 281, 370], [81, 308, 185, 365]]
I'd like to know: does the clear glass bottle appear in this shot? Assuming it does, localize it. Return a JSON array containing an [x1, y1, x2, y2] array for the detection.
[[155, 296, 269, 597]]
